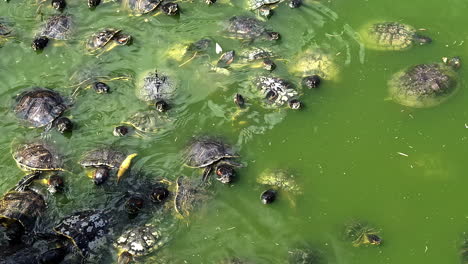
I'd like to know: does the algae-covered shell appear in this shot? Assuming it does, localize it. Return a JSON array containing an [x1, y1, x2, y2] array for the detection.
[[123, 110, 171, 133], [388, 62, 458, 108], [136, 70, 177, 103], [257, 169, 301, 194], [39, 15, 72, 40], [288, 49, 339, 80], [124, 0, 162, 14], [13, 143, 63, 172], [360, 22, 431, 51]]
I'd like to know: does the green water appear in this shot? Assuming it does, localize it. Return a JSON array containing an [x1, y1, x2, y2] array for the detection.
[[1, 0, 468, 263]]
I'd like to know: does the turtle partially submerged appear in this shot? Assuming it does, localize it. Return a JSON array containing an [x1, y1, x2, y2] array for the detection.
[[288, 247, 323, 264], [136, 70, 177, 112], [119, 110, 172, 136], [185, 137, 241, 183], [388, 57, 461, 108], [79, 148, 138, 185], [254, 76, 302, 109], [123, 0, 179, 16], [225, 16, 280, 41], [288, 49, 339, 85], [32, 14, 72, 51], [53, 210, 113, 259], [13, 143, 63, 173], [173, 176, 213, 218], [0, 19, 13, 45], [85, 28, 132, 55], [257, 169, 301, 204], [344, 221, 382, 247], [360, 22, 432, 51], [14, 88, 73, 133]]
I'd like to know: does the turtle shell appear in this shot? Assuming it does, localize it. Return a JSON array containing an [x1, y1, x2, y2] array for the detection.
[[39, 15, 72, 40], [126, 0, 162, 14], [361, 22, 417, 51], [137, 70, 177, 102], [0, 21, 12, 37], [255, 76, 298, 108], [114, 225, 166, 257], [14, 88, 67, 128], [248, 0, 281, 10], [226, 16, 268, 40], [124, 110, 170, 133], [13, 143, 62, 171], [0, 189, 46, 233], [86, 28, 121, 53], [388, 63, 458, 108], [174, 176, 211, 218], [80, 148, 126, 169], [289, 49, 339, 80], [54, 210, 112, 258], [185, 138, 237, 168], [257, 169, 301, 194]]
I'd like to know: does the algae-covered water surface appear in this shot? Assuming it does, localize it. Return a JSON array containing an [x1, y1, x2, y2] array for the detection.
[[1, 0, 468, 263]]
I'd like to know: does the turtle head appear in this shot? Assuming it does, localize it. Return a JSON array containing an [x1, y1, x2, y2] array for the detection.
[[51, 0, 66, 11], [113, 126, 129, 137], [413, 34, 432, 45], [151, 186, 170, 203], [93, 82, 110, 94], [289, 0, 301, 8], [125, 196, 144, 216], [288, 99, 302, 110], [54, 117, 73, 133], [118, 251, 133, 264], [114, 33, 132, 46], [161, 2, 180, 16], [442, 56, 461, 69], [234, 93, 245, 108], [47, 175, 64, 194], [215, 163, 235, 184], [93, 167, 110, 185], [364, 233, 382, 245], [302, 75, 321, 89], [88, 0, 100, 7], [261, 189, 276, 204], [155, 100, 170, 113], [265, 31, 280, 41], [31, 36, 49, 51]]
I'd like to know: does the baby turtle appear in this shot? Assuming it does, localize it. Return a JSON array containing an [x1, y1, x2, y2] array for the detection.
[[225, 16, 280, 41], [136, 70, 177, 112], [53, 210, 112, 259], [360, 22, 431, 51], [185, 137, 241, 183], [0, 189, 46, 241], [32, 14, 72, 51], [14, 88, 73, 133], [123, 0, 179, 15], [289, 48, 339, 84], [257, 169, 301, 205], [344, 221, 382, 247], [255, 76, 302, 109], [388, 57, 461, 108], [79, 148, 138, 185], [86, 28, 132, 55]]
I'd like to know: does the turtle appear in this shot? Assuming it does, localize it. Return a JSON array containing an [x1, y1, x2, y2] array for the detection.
[[287, 247, 323, 264], [173, 176, 212, 218], [118, 110, 172, 136], [257, 168, 301, 205], [32, 14, 72, 51], [166, 38, 217, 63], [0, 189, 46, 242], [344, 220, 382, 247], [79, 147, 138, 185], [360, 22, 432, 51], [85, 28, 132, 55], [14, 88, 73, 133], [254, 76, 302, 109], [288, 48, 339, 86], [123, 0, 179, 16], [136, 70, 178, 112], [0, 19, 13, 45], [225, 16, 280, 41], [388, 56, 461, 108], [185, 137, 241, 183]]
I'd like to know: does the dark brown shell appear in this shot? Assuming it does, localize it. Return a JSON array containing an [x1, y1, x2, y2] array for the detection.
[[13, 143, 62, 171], [0, 189, 46, 232]]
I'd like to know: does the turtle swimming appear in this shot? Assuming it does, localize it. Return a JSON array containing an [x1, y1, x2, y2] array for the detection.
[[288, 48, 339, 86], [123, 0, 179, 16], [257, 168, 302, 205], [344, 220, 382, 247], [225, 16, 280, 41], [136, 70, 177, 112], [360, 22, 432, 51], [255, 76, 302, 109], [185, 137, 241, 183], [32, 14, 72, 51], [14, 88, 73, 133], [388, 57, 461, 108], [85, 28, 132, 55]]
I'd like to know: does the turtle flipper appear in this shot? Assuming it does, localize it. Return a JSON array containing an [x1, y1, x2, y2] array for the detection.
[[14, 171, 42, 191]]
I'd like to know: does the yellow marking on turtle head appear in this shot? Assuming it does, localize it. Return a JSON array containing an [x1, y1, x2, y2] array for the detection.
[[117, 153, 138, 183]]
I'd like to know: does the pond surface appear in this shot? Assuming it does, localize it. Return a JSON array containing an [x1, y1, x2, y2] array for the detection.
[[1, 0, 468, 263]]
